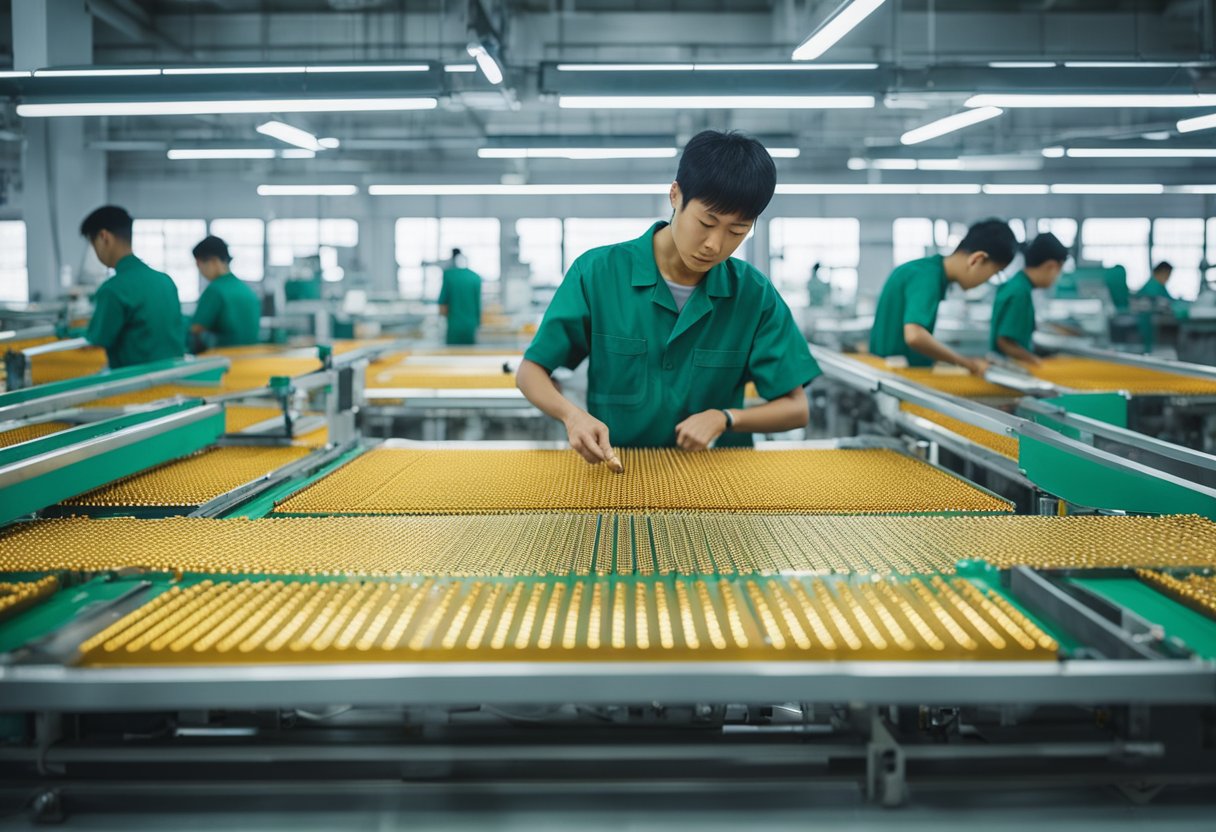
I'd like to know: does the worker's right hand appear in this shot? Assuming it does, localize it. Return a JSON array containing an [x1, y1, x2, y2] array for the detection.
[[962, 357, 990, 377], [563, 410, 623, 472]]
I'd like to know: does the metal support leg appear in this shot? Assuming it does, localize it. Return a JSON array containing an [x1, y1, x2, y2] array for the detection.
[[866, 712, 907, 807]]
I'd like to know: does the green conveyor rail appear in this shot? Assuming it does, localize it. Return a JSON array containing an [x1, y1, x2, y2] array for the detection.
[[0, 357, 224, 407], [1070, 576, 1216, 660]]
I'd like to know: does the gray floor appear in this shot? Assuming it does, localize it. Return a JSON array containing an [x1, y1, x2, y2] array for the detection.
[[3, 785, 1214, 831]]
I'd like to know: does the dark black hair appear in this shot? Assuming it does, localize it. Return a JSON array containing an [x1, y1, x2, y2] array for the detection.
[[1154, 261, 1173, 273], [80, 205, 133, 242], [954, 218, 1018, 267], [451, 248, 462, 257], [1024, 232, 1069, 268], [675, 130, 777, 221], [192, 235, 231, 263]]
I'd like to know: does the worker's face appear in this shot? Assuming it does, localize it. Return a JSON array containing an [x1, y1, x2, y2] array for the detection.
[[956, 251, 1004, 290], [88, 230, 123, 269], [668, 184, 753, 273], [196, 257, 227, 281], [1156, 269, 1172, 284]]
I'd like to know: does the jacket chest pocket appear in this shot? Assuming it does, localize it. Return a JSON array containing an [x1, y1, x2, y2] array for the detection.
[[588, 332, 648, 407], [690, 347, 748, 398]]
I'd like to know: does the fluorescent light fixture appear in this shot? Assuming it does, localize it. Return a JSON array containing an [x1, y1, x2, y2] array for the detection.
[[1142, 131, 1172, 141], [847, 157, 868, 170], [1063, 61, 1186, 68], [914, 159, 964, 170], [556, 63, 696, 71], [34, 67, 160, 77], [776, 183, 982, 195], [305, 64, 428, 73], [17, 97, 439, 117], [1065, 148, 1216, 158], [445, 63, 477, 73], [792, 0, 887, 61], [871, 158, 918, 170], [559, 95, 875, 109], [967, 94, 1216, 108], [900, 106, 1003, 145], [478, 147, 678, 159], [258, 185, 358, 196], [0, 70, 31, 78], [983, 184, 1050, 195], [257, 120, 323, 151], [1042, 146, 1065, 158], [556, 62, 877, 71], [852, 156, 1038, 172], [369, 183, 669, 196], [1178, 112, 1216, 133], [987, 61, 1056, 69], [163, 66, 306, 75], [280, 149, 317, 159], [467, 43, 504, 85], [767, 147, 801, 158], [168, 148, 277, 160], [1173, 185, 1216, 194], [1049, 183, 1164, 194], [318, 137, 341, 149]]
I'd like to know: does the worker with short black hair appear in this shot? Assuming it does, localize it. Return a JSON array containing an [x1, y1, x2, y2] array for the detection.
[[517, 130, 819, 470], [1141, 261, 1174, 301], [869, 218, 1018, 376], [81, 205, 184, 369], [190, 235, 261, 351], [989, 232, 1070, 366]]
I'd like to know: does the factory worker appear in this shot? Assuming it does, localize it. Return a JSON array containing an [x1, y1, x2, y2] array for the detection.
[[81, 205, 184, 369], [869, 218, 1018, 376], [190, 235, 261, 351], [989, 232, 1070, 366], [438, 248, 484, 346], [516, 130, 819, 470], [1139, 261, 1174, 301]]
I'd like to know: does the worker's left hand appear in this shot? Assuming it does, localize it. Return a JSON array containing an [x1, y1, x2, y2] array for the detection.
[[675, 409, 729, 452]]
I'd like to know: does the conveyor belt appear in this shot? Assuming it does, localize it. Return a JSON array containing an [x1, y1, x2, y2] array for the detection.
[[223, 405, 287, 433], [3, 514, 1212, 577], [1031, 357, 1216, 396], [0, 420, 71, 447], [900, 403, 1018, 459], [219, 356, 324, 391], [1137, 570, 1216, 621], [83, 384, 221, 408], [849, 354, 1017, 398], [61, 445, 313, 508], [273, 448, 1013, 515], [367, 365, 517, 389], [0, 575, 58, 622], [29, 347, 108, 384], [77, 574, 1057, 666]]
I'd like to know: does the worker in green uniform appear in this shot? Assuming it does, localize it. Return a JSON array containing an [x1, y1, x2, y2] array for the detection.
[[80, 205, 184, 369], [517, 130, 820, 470], [1140, 261, 1174, 301], [189, 235, 261, 351], [438, 248, 483, 345], [1136, 261, 1175, 350], [869, 219, 1018, 376], [990, 232, 1069, 366]]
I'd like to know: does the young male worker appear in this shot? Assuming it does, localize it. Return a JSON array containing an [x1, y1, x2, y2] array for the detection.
[[81, 205, 184, 369], [190, 235, 261, 351], [438, 248, 483, 346], [516, 130, 819, 472], [868, 219, 1018, 376], [1139, 261, 1174, 301], [989, 232, 1069, 366]]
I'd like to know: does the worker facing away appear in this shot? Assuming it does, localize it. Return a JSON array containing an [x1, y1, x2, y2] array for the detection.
[[190, 235, 261, 352], [81, 205, 184, 370], [517, 129, 820, 471], [989, 232, 1070, 366], [869, 219, 1018, 376], [438, 248, 483, 346]]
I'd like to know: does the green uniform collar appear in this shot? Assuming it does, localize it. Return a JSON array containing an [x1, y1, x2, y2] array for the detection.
[[628, 221, 735, 299], [114, 253, 143, 273]]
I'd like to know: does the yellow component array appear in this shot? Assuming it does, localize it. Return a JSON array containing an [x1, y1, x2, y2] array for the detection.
[[83, 384, 221, 409], [220, 356, 324, 392], [78, 574, 1058, 666], [30, 347, 108, 384], [367, 365, 517, 390], [61, 445, 313, 508], [274, 447, 1013, 515], [3, 514, 1213, 577], [0, 575, 59, 621], [1030, 357, 1216, 396], [900, 403, 1018, 460], [223, 405, 286, 433], [848, 354, 1017, 398], [1136, 570, 1216, 620], [0, 421, 71, 448]]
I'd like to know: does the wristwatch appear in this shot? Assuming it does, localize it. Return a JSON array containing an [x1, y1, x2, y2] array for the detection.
[[719, 408, 734, 431]]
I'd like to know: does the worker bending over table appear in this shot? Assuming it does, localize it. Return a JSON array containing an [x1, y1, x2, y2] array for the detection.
[[989, 232, 1069, 366]]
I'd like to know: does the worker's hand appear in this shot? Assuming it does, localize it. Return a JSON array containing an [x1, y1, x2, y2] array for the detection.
[[563, 410, 624, 472], [675, 409, 729, 452], [962, 357, 990, 377]]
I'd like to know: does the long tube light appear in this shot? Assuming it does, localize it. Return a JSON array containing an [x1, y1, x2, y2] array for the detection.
[[478, 147, 678, 160], [257, 120, 323, 151], [35, 68, 160, 77], [987, 61, 1056, 69], [366, 182, 1203, 197], [967, 94, 1216, 108], [163, 66, 306, 75], [17, 98, 438, 117], [257, 185, 358, 196], [1178, 112, 1216, 134], [900, 107, 1003, 145], [168, 149, 277, 160], [467, 43, 504, 85], [792, 0, 887, 61], [554, 62, 878, 71], [1050, 183, 1164, 194], [1064, 148, 1216, 158], [559, 95, 874, 109], [982, 184, 1050, 195]]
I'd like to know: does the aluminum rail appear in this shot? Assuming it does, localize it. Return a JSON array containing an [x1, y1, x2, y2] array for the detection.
[[1034, 332, 1216, 384]]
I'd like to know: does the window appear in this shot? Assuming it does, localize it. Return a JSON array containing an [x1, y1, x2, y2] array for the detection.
[[892, 218, 934, 266], [208, 219, 265, 282], [268, 218, 358, 282], [563, 219, 654, 272], [1151, 219, 1203, 301], [769, 218, 860, 306], [1008, 218, 1027, 244], [0, 221, 27, 303], [395, 218, 501, 299], [1080, 218, 1150, 291], [1037, 218, 1078, 248], [516, 218, 563, 287], [132, 219, 208, 302]]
